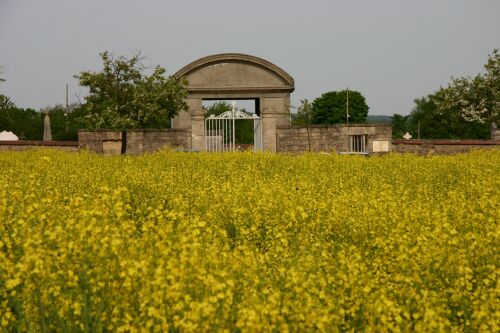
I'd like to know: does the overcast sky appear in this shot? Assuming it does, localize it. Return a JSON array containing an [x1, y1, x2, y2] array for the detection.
[[1, 0, 499, 115]]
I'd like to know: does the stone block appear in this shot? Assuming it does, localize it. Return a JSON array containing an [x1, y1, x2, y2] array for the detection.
[[372, 140, 390, 153], [102, 140, 122, 156], [341, 126, 376, 135]]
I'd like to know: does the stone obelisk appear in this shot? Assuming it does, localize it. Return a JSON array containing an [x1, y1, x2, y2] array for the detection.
[[43, 109, 52, 141]]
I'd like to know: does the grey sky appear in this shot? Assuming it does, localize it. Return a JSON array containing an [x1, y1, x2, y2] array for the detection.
[[1, 0, 499, 115]]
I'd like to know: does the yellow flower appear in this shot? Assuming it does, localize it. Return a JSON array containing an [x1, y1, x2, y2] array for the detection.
[[0, 149, 498, 331]]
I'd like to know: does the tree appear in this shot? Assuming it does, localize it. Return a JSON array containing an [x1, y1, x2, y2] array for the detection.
[[0, 94, 15, 110], [436, 49, 500, 125], [293, 99, 312, 126], [0, 70, 45, 140], [0, 106, 43, 140], [74, 51, 188, 129], [311, 89, 369, 125], [204, 101, 232, 118], [391, 114, 409, 139], [407, 91, 490, 139], [0, 68, 14, 111]]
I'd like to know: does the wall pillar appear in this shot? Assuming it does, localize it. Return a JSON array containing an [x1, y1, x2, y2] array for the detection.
[[261, 96, 291, 152], [492, 125, 499, 141], [186, 98, 205, 151]]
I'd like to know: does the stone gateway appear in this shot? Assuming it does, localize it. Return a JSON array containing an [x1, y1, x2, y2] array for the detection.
[[172, 53, 295, 152]]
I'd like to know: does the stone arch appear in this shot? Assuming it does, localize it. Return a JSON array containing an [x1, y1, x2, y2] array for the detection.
[[172, 53, 295, 151]]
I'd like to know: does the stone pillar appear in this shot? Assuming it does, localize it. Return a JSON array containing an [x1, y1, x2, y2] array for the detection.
[[43, 110, 52, 141], [186, 98, 204, 151], [260, 96, 291, 152], [491, 124, 499, 141], [126, 131, 144, 155]]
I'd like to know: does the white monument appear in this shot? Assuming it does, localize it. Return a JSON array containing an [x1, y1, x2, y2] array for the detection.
[[0, 131, 19, 141], [43, 109, 52, 141]]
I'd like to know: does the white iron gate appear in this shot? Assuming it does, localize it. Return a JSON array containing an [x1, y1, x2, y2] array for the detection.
[[205, 102, 262, 152]]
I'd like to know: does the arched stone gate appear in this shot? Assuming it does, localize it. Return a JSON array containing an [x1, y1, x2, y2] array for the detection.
[[172, 53, 294, 151]]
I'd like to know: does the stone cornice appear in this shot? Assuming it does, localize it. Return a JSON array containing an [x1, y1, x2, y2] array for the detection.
[[184, 86, 294, 94], [174, 53, 295, 92]]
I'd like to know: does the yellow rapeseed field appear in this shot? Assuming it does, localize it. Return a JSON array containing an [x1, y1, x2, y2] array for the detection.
[[0, 149, 499, 332]]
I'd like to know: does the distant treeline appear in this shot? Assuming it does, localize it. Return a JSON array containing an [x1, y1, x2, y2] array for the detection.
[[0, 101, 86, 141]]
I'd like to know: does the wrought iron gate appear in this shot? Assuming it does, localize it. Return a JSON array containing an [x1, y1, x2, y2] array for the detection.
[[205, 102, 262, 152]]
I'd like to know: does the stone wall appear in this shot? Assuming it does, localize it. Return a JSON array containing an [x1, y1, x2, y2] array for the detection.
[[392, 139, 500, 155], [0, 140, 78, 152], [127, 129, 191, 155], [78, 130, 123, 155], [78, 129, 191, 155], [276, 123, 392, 154], [492, 127, 500, 141]]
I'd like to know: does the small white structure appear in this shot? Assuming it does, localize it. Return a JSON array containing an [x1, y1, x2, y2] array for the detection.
[[0, 131, 19, 141], [403, 132, 413, 140]]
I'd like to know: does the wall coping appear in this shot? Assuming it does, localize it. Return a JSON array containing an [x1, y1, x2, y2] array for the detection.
[[78, 128, 191, 133], [277, 123, 391, 129], [392, 139, 500, 146], [0, 140, 79, 146]]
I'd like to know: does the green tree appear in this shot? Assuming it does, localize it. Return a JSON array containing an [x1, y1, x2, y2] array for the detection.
[[0, 94, 15, 110], [292, 99, 312, 126], [391, 114, 409, 139], [437, 49, 500, 125], [0, 68, 14, 111], [0, 70, 44, 140], [408, 91, 489, 139], [204, 101, 232, 118], [311, 89, 369, 124], [0, 106, 43, 140], [74, 51, 188, 129]]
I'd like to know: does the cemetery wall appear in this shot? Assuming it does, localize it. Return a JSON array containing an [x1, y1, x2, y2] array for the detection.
[[78, 129, 191, 155], [0, 140, 78, 152], [392, 139, 500, 155], [276, 123, 392, 154], [3, 126, 498, 156]]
